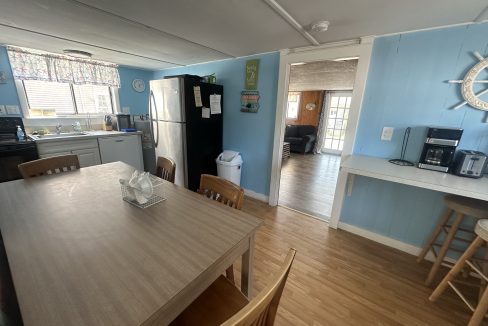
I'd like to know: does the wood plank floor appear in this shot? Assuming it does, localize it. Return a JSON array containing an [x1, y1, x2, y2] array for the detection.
[[279, 153, 340, 220], [235, 197, 474, 325]]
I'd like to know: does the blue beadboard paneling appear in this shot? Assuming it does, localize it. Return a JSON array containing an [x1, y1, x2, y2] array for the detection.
[[118, 66, 153, 115], [153, 52, 280, 196], [0, 47, 21, 114], [343, 23, 488, 247]]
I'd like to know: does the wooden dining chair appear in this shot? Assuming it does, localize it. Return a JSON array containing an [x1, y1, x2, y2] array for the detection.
[[198, 174, 245, 283], [198, 174, 244, 209], [18, 154, 80, 179], [156, 156, 176, 183], [170, 248, 296, 326]]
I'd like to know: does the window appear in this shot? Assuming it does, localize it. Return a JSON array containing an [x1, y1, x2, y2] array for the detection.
[[286, 92, 301, 120], [22, 80, 114, 117]]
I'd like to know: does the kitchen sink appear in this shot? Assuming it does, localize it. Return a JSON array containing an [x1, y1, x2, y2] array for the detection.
[[30, 132, 89, 140]]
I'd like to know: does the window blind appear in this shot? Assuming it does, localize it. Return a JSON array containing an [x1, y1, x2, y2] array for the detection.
[[24, 80, 76, 116], [73, 84, 113, 115]]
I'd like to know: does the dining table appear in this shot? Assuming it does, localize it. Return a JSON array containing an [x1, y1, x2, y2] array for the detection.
[[0, 162, 263, 325]]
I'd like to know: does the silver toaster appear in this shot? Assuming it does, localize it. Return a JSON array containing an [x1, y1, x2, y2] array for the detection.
[[452, 150, 487, 178]]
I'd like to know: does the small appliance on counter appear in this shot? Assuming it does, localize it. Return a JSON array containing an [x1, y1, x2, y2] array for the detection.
[[418, 127, 463, 173], [452, 150, 487, 178], [110, 114, 132, 131]]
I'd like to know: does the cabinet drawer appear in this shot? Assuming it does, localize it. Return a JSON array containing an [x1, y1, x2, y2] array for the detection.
[[37, 139, 99, 155]]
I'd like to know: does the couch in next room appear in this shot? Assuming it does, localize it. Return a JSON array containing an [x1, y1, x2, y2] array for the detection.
[[284, 125, 317, 154]]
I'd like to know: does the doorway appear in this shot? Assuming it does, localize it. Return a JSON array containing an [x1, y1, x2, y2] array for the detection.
[[278, 61, 357, 221], [269, 38, 373, 228]]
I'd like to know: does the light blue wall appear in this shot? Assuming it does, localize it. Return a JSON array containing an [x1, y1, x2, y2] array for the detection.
[[153, 52, 280, 195], [118, 66, 153, 115], [342, 23, 488, 247], [0, 46, 153, 117], [0, 46, 21, 115]]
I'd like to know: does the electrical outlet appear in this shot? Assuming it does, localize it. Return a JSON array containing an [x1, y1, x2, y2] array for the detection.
[[122, 106, 130, 114], [381, 127, 394, 141], [0, 105, 6, 115]]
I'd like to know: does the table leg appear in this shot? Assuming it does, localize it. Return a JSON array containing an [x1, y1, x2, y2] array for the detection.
[[241, 234, 255, 298]]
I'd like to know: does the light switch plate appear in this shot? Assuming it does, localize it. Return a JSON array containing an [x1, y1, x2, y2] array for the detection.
[[0, 105, 6, 115], [5, 105, 20, 115], [381, 127, 394, 141], [122, 106, 130, 114]]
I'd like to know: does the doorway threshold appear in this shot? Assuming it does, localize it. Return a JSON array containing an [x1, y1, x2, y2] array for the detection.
[[278, 204, 330, 223]]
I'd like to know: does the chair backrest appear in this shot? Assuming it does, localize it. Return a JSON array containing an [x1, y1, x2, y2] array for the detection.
[[156, 156, 176, 183], [222, 248, 296, 326], [18, 154, 80, 179], [197, 174, 244, 210]]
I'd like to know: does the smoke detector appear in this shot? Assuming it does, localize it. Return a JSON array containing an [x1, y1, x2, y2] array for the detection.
[[63, 49, 92, 58], [309, 20, 330, 33]]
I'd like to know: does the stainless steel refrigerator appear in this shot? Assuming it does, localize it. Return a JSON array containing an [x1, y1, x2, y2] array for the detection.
[[149, 76, 223, 191]]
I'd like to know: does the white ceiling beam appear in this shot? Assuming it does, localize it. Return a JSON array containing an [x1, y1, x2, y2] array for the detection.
[[0, 22, 182, 66], [474, 5, 488, 22], [67, 0, 234, 58], [263, 0, 320, 46]]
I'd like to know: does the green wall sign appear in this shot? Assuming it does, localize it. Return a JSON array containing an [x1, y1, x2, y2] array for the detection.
[[245, 59, 259, 90]]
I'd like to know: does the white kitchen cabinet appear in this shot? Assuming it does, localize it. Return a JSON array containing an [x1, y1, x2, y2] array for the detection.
[[98, 135, 144, 171], [37, 139, 101, 168]]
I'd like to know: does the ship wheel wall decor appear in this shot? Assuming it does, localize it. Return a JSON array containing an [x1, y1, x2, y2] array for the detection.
[[448, 51, 488, 122]]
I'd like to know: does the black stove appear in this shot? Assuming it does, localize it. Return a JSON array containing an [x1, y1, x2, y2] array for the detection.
[[0, 117, 38, 182]]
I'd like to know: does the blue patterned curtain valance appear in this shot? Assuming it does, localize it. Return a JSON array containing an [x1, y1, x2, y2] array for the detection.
[[7, 46, 120, 88]]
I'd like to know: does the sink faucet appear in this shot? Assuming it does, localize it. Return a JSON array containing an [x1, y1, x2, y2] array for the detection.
[[55, 123, 62, 134], [72, 121, 82, 132]]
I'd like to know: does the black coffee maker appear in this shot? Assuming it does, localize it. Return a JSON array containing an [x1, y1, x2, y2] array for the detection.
[[418, 127, 463, 173]]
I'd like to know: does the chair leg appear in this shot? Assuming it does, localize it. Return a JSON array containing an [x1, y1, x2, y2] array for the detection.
[[469, 280, 488, 326], [425, 213, 465, 287], [417, 208, 453, 263], [225, 265, 235, 285], [430, 236, 484, 301]]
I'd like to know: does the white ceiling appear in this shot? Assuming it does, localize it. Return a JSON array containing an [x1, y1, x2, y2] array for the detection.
[[0, 0, 486, 70]]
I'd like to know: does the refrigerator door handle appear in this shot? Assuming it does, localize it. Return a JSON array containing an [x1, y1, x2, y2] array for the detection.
[[150, 90, 160, 148]]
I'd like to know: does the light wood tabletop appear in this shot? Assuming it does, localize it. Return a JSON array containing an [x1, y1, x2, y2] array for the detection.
[[0, 162, 262, 326]]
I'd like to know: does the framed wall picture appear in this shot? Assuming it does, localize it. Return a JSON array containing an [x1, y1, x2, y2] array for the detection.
[[241, 91, 260, 113], [245, 59, 260, 90]]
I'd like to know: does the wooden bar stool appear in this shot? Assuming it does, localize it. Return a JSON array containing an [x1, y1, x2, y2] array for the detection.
[[430, 219, 488, 326], [418, 195, 488, 286]]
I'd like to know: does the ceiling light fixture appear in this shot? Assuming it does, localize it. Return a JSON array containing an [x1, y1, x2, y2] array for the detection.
[[291, 62, 306, 66], [309, 20, 330, 33], [63, 49, 92, 58]]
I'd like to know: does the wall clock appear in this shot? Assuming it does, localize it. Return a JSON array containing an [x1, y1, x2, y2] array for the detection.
[[305, 103, 316, 111], [448, 51, 488, 121], [132, 79, 145, 93]]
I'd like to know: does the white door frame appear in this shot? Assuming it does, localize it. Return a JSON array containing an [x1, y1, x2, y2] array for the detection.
[[268, 37, 374, 229]]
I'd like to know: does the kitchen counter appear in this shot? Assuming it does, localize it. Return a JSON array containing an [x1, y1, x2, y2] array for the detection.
[[29, 130, 142, 143], [330, 154, 488, 227]]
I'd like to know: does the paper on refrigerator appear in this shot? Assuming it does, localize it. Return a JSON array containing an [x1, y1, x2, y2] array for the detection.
[[202, 107, 210, 119], [210, 94, 221, 114], [193, 86, 203, 107]]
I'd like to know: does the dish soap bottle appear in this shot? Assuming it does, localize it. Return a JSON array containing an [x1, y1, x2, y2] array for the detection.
[[16, 125, 25, 141]]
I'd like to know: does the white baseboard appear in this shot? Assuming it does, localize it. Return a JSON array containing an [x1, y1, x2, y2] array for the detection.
[[338, 222, 440, 263], [243, 188, 269, 202]]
